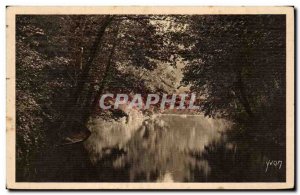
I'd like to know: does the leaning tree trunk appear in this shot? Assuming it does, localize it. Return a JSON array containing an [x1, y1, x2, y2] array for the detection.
[[81, 22, 121, 124], [58, 16, 114, 145], [236, 72, 254, 118]]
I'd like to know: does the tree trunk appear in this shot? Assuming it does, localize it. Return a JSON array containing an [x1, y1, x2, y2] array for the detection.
[[71, 16, 114, 107], [81, 22, 120, 123], [236, 73, 254, 118], [58, 16, 114, 141]]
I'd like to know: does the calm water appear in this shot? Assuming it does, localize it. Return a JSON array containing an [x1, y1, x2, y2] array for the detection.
[[39, 114, 285, 182], [82, 114, 284, 182]]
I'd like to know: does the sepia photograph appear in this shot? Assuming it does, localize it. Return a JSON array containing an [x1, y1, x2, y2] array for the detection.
[[6, 6, 294, 189]]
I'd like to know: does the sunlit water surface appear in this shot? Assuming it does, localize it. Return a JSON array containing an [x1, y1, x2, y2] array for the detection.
[[40, 113, 285, 182], [84, 113, 231, 182]]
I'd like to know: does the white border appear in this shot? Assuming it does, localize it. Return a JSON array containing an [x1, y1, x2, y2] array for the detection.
[[5, 5, 295, 190]]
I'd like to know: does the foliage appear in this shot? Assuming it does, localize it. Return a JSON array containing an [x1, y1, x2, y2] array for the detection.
[[15, 15, 286, 181], [176, 15, 285, 122], [16, 15, 180, 181]]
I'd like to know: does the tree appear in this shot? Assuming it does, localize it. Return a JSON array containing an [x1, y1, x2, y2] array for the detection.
[[15, 15, 181, 180], [176, 15, 285, 121]]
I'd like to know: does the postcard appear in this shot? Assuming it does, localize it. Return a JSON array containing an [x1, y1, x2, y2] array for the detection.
[[6, 6, 294, 190]]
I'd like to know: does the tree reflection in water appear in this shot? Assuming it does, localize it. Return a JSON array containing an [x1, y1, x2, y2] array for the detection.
[[86, 114, 226, 182], [40, 114, 285, 182], [187, 133, 285, 182], [86, 114, 285, 182]]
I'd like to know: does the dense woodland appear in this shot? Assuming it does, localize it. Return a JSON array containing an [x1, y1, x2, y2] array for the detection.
[[16, 15, 286, 181]]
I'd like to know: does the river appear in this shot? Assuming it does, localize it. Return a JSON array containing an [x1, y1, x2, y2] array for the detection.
[[39, 113, 285, 182]]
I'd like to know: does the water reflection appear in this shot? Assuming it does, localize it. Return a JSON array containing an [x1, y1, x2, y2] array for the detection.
[[85, 114, 231, 182], [188, 133, 285, 182], [39, 114, 285, 182]]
